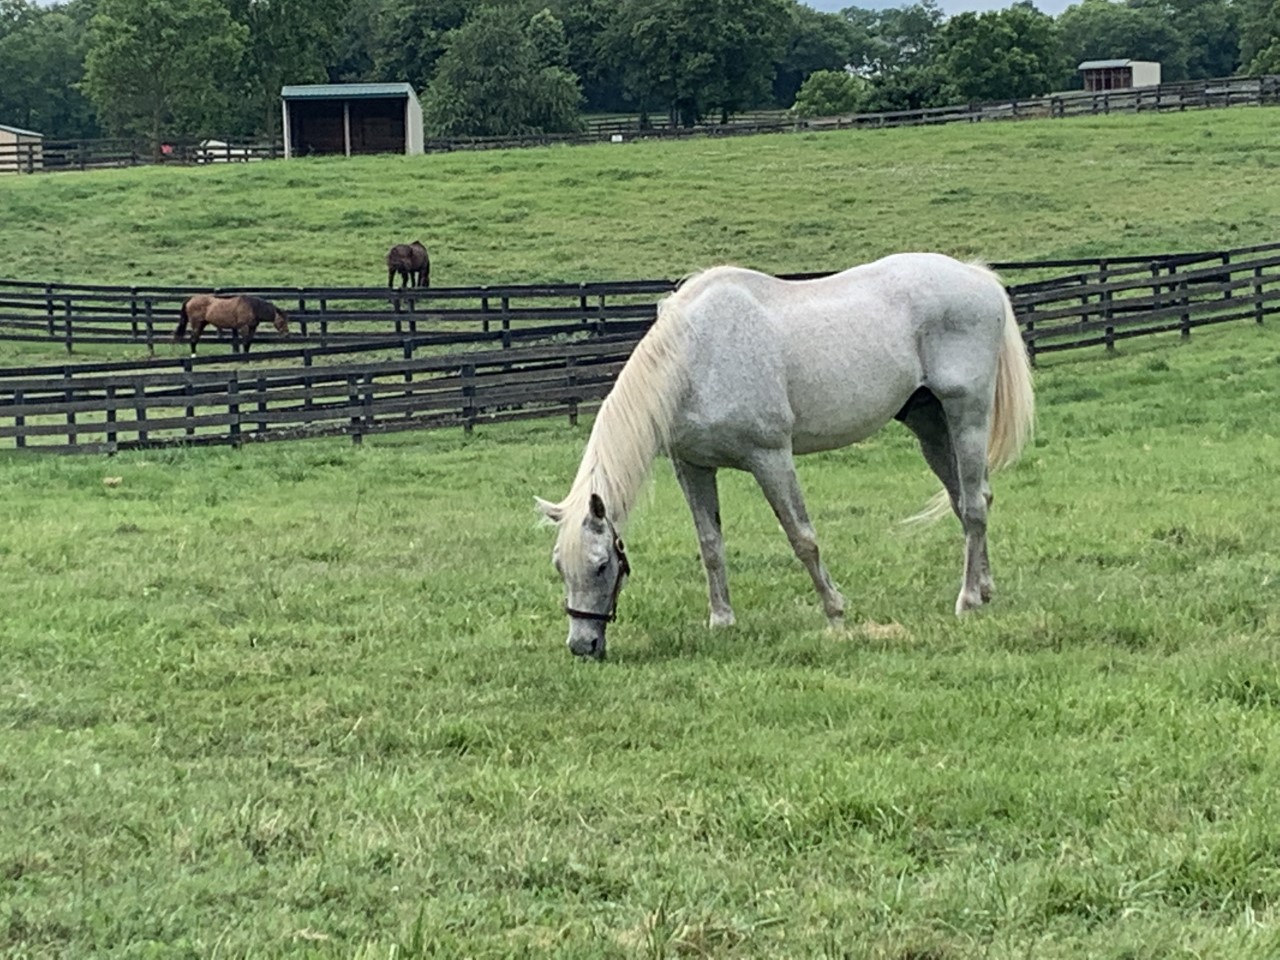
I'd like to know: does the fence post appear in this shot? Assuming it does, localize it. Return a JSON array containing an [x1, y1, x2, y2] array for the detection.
[[256, 374, 268, 438], [135, 379, 148, 445], [347, 374, 363, 444], [63, 299, 74, 354], [361, 372, 374, 435], [183, 357, 196, 438], [461, 362, 476, 434], [566, 356, 578, 426], [1255, 266, 1266, 324], [1220, 253, 1232, 302], [501, 296, 511, 349], [13, 389, 24, 449], [105, 384, 118, 452], [228, 371, 241, 448], [481, 290, 490, 333], [144, 298, 155, 355], [129, 287, 140, 340], [1100, 260, 1115, 353], [64, 379, 77, 448], [1179, 279, 1191, 339], [1022, 304, 1036, 368], [45, 284, 55, 338]]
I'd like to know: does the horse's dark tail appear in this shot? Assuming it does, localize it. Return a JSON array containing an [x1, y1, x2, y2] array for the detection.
[[174, 303, 189, 340]]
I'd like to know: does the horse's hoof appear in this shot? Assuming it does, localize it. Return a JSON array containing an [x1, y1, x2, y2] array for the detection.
[[955, 592, 984, 616], [709, 610, 736, 629]]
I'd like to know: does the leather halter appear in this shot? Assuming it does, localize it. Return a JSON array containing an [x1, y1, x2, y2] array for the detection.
[[563, 535, 631, 624]]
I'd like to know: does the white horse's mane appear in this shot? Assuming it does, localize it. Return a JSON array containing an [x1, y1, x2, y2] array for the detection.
[[549, 275, 707, 555]]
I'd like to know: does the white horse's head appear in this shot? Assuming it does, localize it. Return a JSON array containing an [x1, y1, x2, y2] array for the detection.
[[535, 492, 629, 660]]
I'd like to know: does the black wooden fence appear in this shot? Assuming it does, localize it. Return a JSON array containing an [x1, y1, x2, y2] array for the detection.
[[2, 240, 1278, 453], [5, 76, 1277, 175]]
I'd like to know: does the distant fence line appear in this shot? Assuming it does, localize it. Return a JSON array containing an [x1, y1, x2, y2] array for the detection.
[[2, 240, 1278, 453], [3, 75, 1277, 174]]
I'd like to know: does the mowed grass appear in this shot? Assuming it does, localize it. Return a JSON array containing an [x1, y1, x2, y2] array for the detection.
[[0, 108, 1278, 290], [3, 108, 1280, 957], [2, 319, 1280, 958]]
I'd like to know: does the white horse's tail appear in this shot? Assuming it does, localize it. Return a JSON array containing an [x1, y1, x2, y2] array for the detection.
[[988, 287, 1035, 472], [912, 279, 1034, 522]]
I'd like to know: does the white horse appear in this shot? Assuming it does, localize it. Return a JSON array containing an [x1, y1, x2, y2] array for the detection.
[[536, 252, 1035, 659]]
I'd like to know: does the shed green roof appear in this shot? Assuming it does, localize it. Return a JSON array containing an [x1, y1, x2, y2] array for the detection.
[[281, 83, 418, 101]]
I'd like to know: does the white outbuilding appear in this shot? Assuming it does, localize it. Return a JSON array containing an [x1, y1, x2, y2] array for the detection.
[[280, 83, 424, 159], [0, 123, 43, 173], [1078, 60, 1162, 92]]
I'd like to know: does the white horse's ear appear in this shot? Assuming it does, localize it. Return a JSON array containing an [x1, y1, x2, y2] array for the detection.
[[589, 493, 607, 520], [534, 497, 563, 524]]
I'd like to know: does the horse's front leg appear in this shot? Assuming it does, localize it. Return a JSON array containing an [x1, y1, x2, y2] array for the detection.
[[672, 458, 735, 628], [748, 447, 845, 625], [189, 321, 204, 356]]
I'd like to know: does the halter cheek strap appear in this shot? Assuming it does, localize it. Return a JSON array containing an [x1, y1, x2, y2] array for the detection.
[[563, 537, 631, 624]]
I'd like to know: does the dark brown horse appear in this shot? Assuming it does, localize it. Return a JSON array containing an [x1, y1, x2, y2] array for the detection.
[[174, 294, 290, 355], [386, 241, 430, 288]]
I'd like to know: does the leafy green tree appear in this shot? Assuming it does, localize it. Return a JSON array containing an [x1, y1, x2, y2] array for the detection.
[[366, 0, 469, 90], [422, 6, 583, 136], [604, 0, 790, 125], [1239, 0, 1280, 73], [1128, 0, 1239, 79], [860, 63, 950, 110], [838, 1, 948, 110], [939, 3, 1062, 102], [225, 0, 348, 139], [773, 4, 862, 106], [1056, 0, 1189, 84], [844, 0, 945, 74], [82, 0, 248, 148], [542, 0, 626, 110], [0, 4, 99, 137], [528, 6, 571, 67], [791, 68, 868, 116]]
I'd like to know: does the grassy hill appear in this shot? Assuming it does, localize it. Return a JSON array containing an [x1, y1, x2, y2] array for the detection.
[[1, 108, 1277, 288]]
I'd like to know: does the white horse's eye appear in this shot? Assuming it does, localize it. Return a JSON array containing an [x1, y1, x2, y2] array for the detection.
[[595, 560, 609, 576]]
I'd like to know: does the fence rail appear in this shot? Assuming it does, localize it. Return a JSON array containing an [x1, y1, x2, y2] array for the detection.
[[4, 76, 1277, 174], [2, 240, 1278, 453]]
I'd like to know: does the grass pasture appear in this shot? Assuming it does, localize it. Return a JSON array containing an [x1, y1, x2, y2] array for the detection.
[[3, 319, 1280, 959], [2, 108, 1280, 958]]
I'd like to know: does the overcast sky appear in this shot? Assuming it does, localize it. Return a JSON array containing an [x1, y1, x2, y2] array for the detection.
[[804, 0, 1075, 16]]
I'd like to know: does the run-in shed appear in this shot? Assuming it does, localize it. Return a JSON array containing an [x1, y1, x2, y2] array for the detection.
[[1078, 60, 1162, 92], [0, 123, 43, 173], [280, 83, 424, 159]]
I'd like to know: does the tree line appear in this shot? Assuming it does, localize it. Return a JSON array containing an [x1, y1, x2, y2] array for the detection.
[[1, 0, 1277, 147]]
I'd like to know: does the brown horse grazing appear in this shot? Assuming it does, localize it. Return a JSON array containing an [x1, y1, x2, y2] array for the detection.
[[386, 241, 430, 288], [174, 294, 290, 355]]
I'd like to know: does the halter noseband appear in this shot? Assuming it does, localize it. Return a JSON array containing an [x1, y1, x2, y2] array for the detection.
[[563, 534, 631, 624]]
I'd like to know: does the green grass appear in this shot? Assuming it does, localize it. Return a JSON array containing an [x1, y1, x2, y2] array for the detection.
[[3, 108, 1280, 957], [3, 320, 1280, 958], [0, 108, 1277, 289]]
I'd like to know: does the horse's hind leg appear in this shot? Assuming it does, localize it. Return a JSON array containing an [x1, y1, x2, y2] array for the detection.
[[748, 447, 845, 624], [897, 388, 960, 514], [899, 390, 994, 609], [937, 395, 996, 615], [673, 459, 735, 628]]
